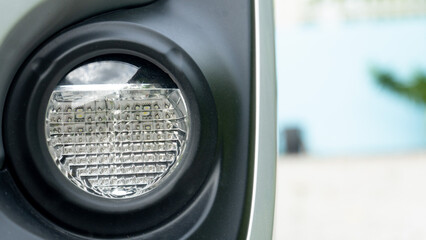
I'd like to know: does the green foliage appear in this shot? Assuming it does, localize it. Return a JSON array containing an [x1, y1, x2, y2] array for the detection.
[[373, 68, 426, 104]]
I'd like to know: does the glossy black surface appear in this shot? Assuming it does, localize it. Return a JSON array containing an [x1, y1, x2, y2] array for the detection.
[[1, 0, 252, 238]]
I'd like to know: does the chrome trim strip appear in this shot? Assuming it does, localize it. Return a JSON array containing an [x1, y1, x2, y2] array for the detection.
[[247, 0, 277, 239], [246, 0, 261, 237]]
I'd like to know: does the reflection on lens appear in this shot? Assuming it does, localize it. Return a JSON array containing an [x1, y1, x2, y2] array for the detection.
[[45, 60, 189, 199]]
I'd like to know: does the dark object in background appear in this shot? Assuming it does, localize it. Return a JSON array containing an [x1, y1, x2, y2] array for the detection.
[[284, 127, 304, 154]]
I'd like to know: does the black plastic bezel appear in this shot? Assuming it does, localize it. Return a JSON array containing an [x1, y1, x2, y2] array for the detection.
[[4, 22, 218, 237]]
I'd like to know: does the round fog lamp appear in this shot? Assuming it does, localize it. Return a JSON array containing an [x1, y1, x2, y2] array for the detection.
[[45, 59, 189, 199]]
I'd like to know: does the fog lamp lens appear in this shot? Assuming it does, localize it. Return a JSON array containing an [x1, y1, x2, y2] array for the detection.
[[45, 60, 189, 199]]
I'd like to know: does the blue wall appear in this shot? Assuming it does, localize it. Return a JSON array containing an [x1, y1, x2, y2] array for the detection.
[[277, 19, 426, 155]]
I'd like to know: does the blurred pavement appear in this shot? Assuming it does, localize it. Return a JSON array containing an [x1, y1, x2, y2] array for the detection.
[[275, 152, 426, 240]]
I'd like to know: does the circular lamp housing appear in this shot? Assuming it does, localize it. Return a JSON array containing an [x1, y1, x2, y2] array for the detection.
[[4, 22, 218, 236]]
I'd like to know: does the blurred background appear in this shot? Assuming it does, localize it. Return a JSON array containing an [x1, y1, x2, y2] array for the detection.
[[274, 0, 426, 239]]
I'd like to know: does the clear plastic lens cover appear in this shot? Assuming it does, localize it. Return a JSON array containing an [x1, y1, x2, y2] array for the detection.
[[45, 60, 189, 199]]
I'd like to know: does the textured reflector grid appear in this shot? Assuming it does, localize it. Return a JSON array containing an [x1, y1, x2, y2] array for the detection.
[[45, 84, 188, 199]]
